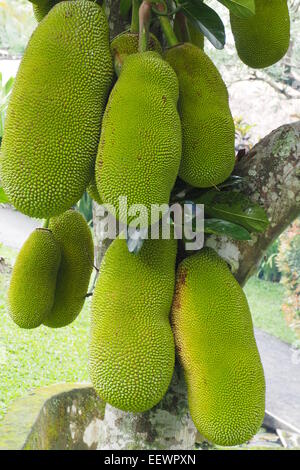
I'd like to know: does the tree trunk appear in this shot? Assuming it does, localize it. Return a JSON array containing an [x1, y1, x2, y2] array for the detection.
[[92, 0, 300, 450]]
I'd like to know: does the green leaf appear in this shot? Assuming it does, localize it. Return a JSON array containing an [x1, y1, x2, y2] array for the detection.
[[204, 218, 252, 240], [4, 77, 14, 96], [217, 0, 255, 18], [181, 0, 225, 49], [196, 190, 269, 233], [120, 0, 132, 18], [0, 187, 9, 204]]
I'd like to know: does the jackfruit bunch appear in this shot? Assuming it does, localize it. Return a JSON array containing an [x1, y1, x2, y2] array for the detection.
[[230, 0, 290, 69], [89, 241, 265, 446], [8, 210, 93, 329]]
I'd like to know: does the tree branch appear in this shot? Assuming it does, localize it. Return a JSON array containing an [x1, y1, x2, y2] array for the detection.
[[206, 121, 300, 286]]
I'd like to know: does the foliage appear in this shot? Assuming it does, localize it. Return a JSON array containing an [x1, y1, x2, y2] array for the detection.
[[77, 191, 93, 226], [0, 246, 296, 420], [0, 73, 14, 203], [257, 239, 281, 283], [276, 218, 300, 337]]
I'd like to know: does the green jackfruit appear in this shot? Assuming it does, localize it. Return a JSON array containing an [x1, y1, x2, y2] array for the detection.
[[171, 248, 265, 446], [95, 51, 182, 227], [165, 43, 235, 188], [88, 33, 162, 206], [230, 0, 290, 69], [0, 1, 113, 218], [31, 0, 103, 22], [89, 236, 177, 412], [44, 210, 94, 328], [87, 177, 102, 206], [8, 229, 61, 329]]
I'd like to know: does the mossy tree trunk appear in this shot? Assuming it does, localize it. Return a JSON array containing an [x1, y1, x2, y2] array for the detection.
[[92, 0, 300, 450]]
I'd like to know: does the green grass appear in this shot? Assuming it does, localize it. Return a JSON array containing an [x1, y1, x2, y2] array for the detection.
[[0, 243, 297, 422], [244, 277, 298, 345]]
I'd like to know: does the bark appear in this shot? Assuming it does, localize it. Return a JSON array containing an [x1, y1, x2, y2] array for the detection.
[[92, 0, 300, 450], [206, 121, 300, 286]]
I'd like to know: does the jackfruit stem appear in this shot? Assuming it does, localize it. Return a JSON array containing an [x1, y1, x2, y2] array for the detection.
[[174, 11, 191, 43], [155, 3, 178, 47], [139, 1, 151, 52], [131, 0, 140, 33], [43, 219, 49, 229]]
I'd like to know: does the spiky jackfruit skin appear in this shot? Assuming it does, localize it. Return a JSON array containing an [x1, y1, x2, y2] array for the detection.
[[44, 210, 94, 328], [8, 229, 61, 329], [111, 31, 162, 59], [0, 1, 113, 219], [171, 248, 265, 446], [95, 52, 182, 227], [230, 0, 290, 69], [165, 44, 235, 188], [89, 237, 177, 412]]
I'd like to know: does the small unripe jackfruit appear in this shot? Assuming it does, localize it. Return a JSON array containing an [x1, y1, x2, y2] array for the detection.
[[165, 43, 235, 188], [89, 236, 176, 412], [171, 248, 265, 446], [230, 0, 290, 69], [111, 31, 162, 58], [0, 1, 113, 218], [8, 229, 61, 329], [95, 51, 182, 227], [44, 210, 94, 328]]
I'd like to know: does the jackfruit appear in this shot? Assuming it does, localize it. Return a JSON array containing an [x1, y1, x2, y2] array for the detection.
[[95, 51, 182, 227], [44, 210, 94, 328], [171, 248, 265, 446], [165, 43, 235, 188], [8, 228, 61, 329], [89, 236, 176, 412], [0, 1, 113, 218], [111, 31, 162, 67], [230, 0, 290, 69], [32, 0, 56, 21], [188, 21, 204, 50]]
